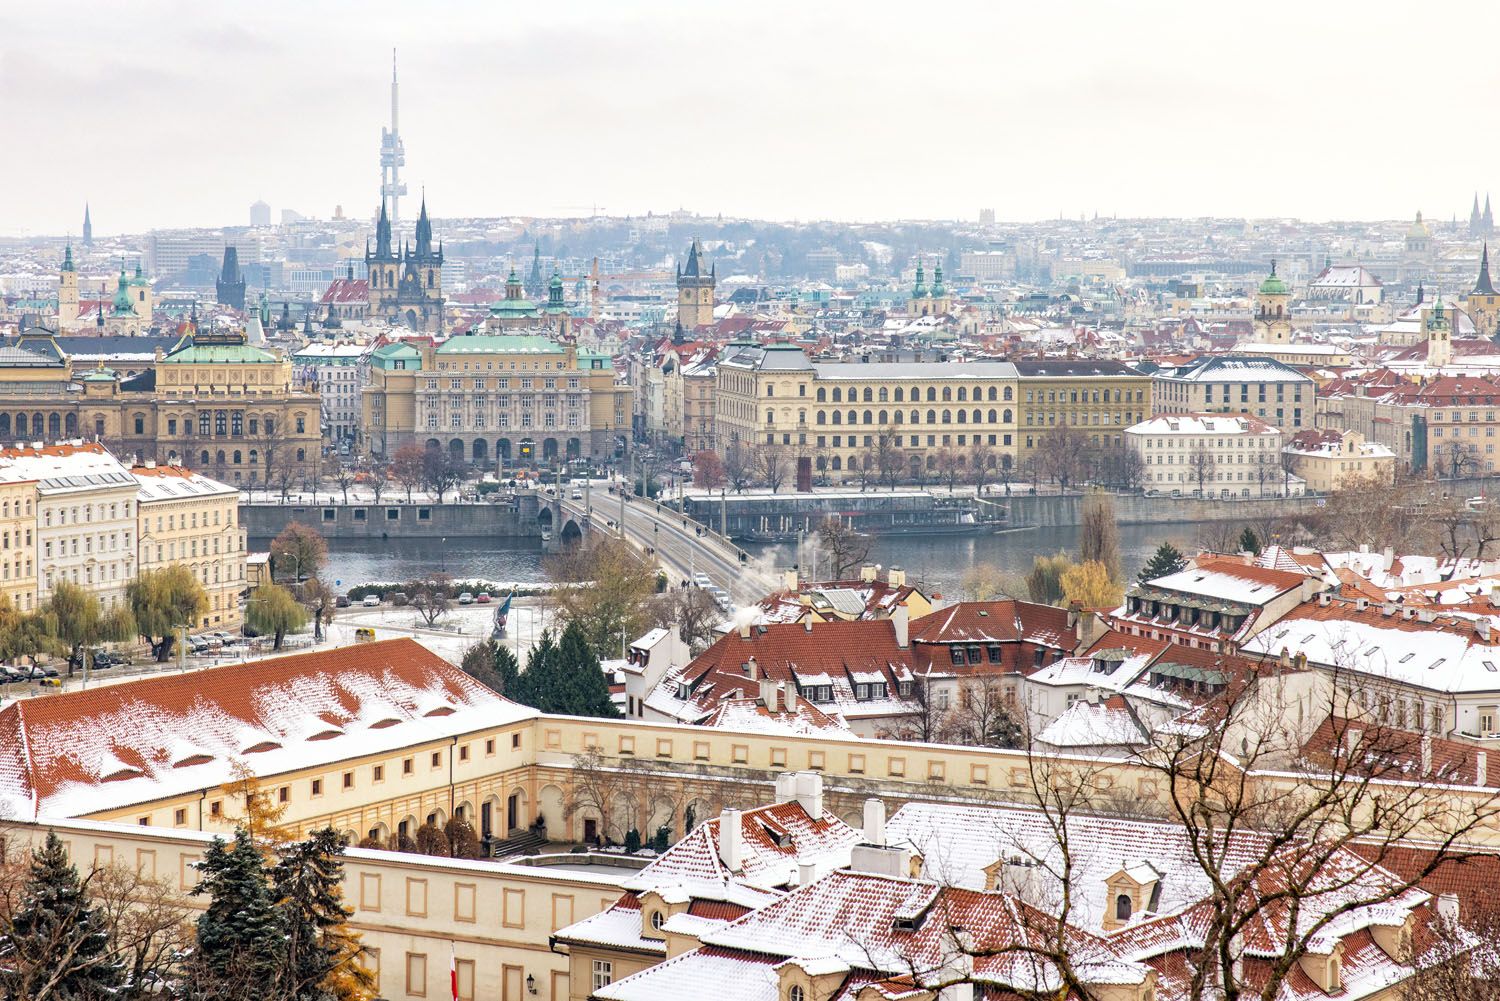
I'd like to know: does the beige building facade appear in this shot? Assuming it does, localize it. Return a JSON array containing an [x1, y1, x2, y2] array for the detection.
[[1282, 428, 1396, 492], [133, 463, 247, 630]]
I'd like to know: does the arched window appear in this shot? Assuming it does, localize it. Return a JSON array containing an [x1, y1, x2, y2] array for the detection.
[[988, 386, 997, 401], [942, 387, 952, 402], [816, 412, 826, 425], [894, 387, 905, 402], [847, 410, 857, 425], [1116, 894, 1132, 922], [878, 387, 888, 402], [878, 410, 888, 424], [233, 450, 242, 464], [893, 411, 903, 424], [1004, 386, 1014, 401], [927, 410, 937, 424], [943, 409, 952, 423], [791, 987, 805, 1001], [957, 410, 967, 424], [832, 388, 842, 403], [296, 448, 306, 461], [816, 388, 826, 402], [832, 411, 841, 425], [831, 456, 842, 470], [216, 450, 226, 465], [863, 410, 873, 425], [926, 387, 936, 402], [862, 387, 873, 403], [973, 410, 981, 424], [957, 387, 967, 402], [910, 410, 920, 424], [1003, 409, 1013, 423], [988, 409, 998, 423], [200, 450, 209, 465]]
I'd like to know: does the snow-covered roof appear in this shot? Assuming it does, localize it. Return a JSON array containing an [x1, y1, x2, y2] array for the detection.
[[0, 638, 535, 820]]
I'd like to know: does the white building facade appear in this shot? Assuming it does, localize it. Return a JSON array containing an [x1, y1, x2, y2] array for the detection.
[[1127, 412, 1298, 498]]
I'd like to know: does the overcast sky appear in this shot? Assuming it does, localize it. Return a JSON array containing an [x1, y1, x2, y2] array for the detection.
[[3, 0, 1498, 236]]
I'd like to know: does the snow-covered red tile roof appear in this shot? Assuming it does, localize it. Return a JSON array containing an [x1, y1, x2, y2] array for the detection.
[[0, 638, 533, 819]]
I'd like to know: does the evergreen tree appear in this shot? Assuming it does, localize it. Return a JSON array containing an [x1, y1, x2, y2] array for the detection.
[[509, 631, 556, 709], [1239, 526, 1262, 555], [193, 828, 286, 992], [272, 828, 374, 1001], [0, 830, 121, 1000], [459, 639, 522, 698], [556, 620, 621, 718], [1137, 541, 1187, 584]]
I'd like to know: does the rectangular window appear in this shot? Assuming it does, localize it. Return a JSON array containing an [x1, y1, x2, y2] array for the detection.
[[592, 961, 613, 992], [406, 953, 428, 997]]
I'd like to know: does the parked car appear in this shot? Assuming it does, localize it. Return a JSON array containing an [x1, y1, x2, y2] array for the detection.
[[570, 490, 583, 500], [476, 593, 492, 604], [187, 635, 210, 654], [335, 594, 351, 608], [37, 677, 61, 688], [390, 591, 409, 606], [458, 592, 475, 605], [362, 594, 381, 607]]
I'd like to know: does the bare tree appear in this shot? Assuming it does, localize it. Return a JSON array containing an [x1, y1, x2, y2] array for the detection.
[[876, 429, 905, 490], [409, 573, 453, 627], [650, 587, 722, 654], [756, 447, 789, 493], [366, 462, 388, 504], [90, 864, 194, 999], [1189, 440, 1217, 497], [876, 677, 951, 743], [329, 460, 357, 505], [814, 516, 872, 579], [392, 443, 425, 502], [722, 440, 753, 493], [1078, 487, 1120, 582], [1037, 425, 1088, 490], [948, 677, 1024, 748]]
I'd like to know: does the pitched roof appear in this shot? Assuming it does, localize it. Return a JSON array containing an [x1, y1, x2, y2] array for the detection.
[[0, 638, 533, 820]]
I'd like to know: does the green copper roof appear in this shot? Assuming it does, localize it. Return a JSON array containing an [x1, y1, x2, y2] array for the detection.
[[434, 334, 561, 355], [1258, 260, 1288, 296], [160, 341, 278, 364], [61, 244, 74, 273], [111, 271, 134, 313], [81, 366, 117, 382], [489, 298, 538, 317], [129, 262, 146, 286]]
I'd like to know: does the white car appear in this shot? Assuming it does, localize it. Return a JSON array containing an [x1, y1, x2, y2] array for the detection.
[[458, 592, 475, 605], [362, 594, 380, 607], [693, 572, 713, 588]]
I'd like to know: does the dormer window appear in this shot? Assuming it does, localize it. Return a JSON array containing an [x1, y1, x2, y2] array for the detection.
[[1115, 893, 1132, 922], [650, 910, 665, 931], [789, 987, 805, 1001]]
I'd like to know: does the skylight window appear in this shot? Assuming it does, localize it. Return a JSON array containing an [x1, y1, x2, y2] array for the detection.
[[1399, 653, 1415, 664], [1485, 661, 1497, 673], [1429, 658, 1447, 671]]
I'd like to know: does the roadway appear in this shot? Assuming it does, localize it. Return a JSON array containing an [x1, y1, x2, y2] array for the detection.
[[561, 486, 776, 607]]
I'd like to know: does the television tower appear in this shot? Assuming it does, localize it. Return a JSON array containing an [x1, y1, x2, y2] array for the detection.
[[380, 49, 407, 226]]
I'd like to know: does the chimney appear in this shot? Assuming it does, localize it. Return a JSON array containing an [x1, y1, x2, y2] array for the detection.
[[1479, 751, 1488, 786], [1381, 602, 1396, 617], [860, 563, 878, 583], [888, 566, 906, 587], [782, 680, 798, 712], [1437, 893, 1460, 926], [1318, 593, 1332, 607], [774, 772, 797, 804], [798, 860, 817, 886], [1421, 735, 1433, 775], [759, 676, 779, 712], [862, 798, 887, 846], [1481, 620, 1494, 643], [794, 771, 824, 818], [1355, 597, 1369, 612], [717, 808, 743, 871], [892, 603, 909, 648], [783, 568, 799, 592], [738, 621, 751, 639], [1382, 546, 1395, 571], [746, 656, 758, 680]]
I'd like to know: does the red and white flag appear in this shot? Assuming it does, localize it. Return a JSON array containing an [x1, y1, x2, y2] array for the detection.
[[450, 943, 460, 1001]]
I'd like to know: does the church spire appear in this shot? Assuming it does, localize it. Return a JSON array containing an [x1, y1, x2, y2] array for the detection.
[[82, 203, 92, 246], [413, 192, 432, 258], [1476, 243, 1497, 297], [372, 200, 393, 260], [61, 244, 74, 273]]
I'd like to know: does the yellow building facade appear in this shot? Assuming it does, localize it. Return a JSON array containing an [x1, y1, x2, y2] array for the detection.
[[1012, 359, 1154, 466], [133, 463, 247, 630], [362, 334, 630, 465], [715, 344, 1022, 481], [0, 479, 36, 611]]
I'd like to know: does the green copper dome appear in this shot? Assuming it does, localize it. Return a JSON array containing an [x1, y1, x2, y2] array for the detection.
[[1258, 260, 1288, 296], [61, 244, 74, 273], [129, 261, 147, 286], [111, 270, 134, 314]]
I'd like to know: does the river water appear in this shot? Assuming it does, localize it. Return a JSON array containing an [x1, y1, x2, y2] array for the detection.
[[260, 522, 1191, 598]]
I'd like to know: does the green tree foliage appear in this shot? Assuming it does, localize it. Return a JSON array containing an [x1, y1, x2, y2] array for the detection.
[[1137, 541, 1188, 583], [0, 830, 121, 1000], [270, 522, 328, 583], [1079, 487, 1121, 582], [127, 564, 209, 661], [1239, 526, 1263, 555], [249, 583, 309, 650], [271, 828, 375, 1001], [192, 829, 287, 993], [459, 639, 520, 697], [545, 537, 658, 659], [45, 580, 135, 676], [1023, 553, 1073, 605], [507, 623, 621, 718]]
